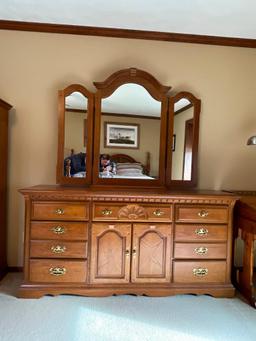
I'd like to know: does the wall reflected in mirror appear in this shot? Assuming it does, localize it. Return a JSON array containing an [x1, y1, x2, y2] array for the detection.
[[64, 91, 87, 178], [171, 98, 194, 181], [99, 84, 161, 180]]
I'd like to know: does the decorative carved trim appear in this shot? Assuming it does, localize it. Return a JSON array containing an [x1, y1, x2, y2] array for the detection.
[[118, 205, 148, 219], [93, 68, 171, 95], [92, 196, 233, 205], [29, 194, 91, 201], [24, 189, 235, 205]]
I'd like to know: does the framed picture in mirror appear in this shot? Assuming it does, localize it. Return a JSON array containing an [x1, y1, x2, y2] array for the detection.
[[104, 122, 140, 149]]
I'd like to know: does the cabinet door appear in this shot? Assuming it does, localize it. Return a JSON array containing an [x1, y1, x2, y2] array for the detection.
[[90, 223, 131, 283], [131, 224, 172, 283]]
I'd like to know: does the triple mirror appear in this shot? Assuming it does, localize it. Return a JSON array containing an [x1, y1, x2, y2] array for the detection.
[[56, 68, 201, 188]]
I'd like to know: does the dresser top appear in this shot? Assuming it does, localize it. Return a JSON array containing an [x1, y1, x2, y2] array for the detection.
[[19, 185, 238, 204]]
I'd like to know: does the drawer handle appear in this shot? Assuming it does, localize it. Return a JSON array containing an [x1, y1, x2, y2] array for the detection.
[[153, 209, 165, 217], [51, 245, 66, 254], [101, 208, 112, 216], [132, 249, 137, 256], [198, 210, 209, 218], [51, 226, 66, 234], [55, 208, 65, 215], [193, 268, 208, 277], [49, 267, 66, 276], [194, 247, 208, 255], [195, 227, 208, 236]]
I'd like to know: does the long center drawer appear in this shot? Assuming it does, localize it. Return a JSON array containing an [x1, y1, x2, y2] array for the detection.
[[93, 203, 172, 221]]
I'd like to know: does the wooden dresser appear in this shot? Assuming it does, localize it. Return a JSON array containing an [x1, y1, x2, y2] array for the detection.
[[0, 99, 12, 279], [19, 185, 237, 298]]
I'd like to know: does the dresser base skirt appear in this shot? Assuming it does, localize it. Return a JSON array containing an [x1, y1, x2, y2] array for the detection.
[[18, 283, 235, 299]]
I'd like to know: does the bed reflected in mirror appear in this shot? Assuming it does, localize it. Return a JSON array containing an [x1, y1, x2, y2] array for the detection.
[[64, 91, 88, 178], [99, 84, 161, 180], [171, 98, 194, 181]]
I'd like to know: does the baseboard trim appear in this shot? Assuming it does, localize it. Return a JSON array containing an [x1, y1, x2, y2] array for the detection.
[[8, 266, 23, 273]]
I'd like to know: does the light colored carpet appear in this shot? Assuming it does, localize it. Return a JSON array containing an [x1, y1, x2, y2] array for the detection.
[[0, 274, 256, 341]]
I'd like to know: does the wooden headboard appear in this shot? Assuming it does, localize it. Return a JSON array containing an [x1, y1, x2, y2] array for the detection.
[[110, 152, 150, 175]]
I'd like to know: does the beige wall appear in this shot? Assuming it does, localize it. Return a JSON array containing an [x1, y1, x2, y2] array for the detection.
[[100, 115, 160, 176], [64, 111, 87, 157], [0, 30, 256, 266]]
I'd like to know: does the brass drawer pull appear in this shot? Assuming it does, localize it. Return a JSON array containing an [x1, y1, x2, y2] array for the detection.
[[51, 245, 66, 254], [49, 267, 66, 276], [153, 209, 165, 217], [101, 208, 113, 216], [194, 247, 208, 255], [55, 208, 64, 215], [195, 228, 208, 236], [193, 268, 208, 277], [198, 210, 209, 218], [51, 226, 66, 234]]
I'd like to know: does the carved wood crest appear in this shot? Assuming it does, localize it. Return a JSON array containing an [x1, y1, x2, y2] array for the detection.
[[118, 204, 148, 220]]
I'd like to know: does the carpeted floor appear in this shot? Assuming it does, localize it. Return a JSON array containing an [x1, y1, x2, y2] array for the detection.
[[0, 274, 256, 341]]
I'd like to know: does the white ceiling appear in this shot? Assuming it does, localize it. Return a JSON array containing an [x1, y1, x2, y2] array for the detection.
[[0, 0, 256, 39]]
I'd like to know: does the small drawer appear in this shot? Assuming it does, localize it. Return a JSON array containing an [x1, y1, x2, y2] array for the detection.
[[31, 202, 89, 221], [175, 205, 228, 223], [30, 222, 88, 240], [175, 224, 227, 241], [173, 261, 226, 283], [29, 259, 87, 283], [93, 203, 172, 221], [30, 241, 87, 259], [174, 243, 227, 259]]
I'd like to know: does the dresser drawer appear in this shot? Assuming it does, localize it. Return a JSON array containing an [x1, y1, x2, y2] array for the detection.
[[30, 221, 88, 240], [93, 203, 172, 221], [31, 202, 89, 221], [174, 243, 227, 259], [175, 224, 227, 241], [29, 259, 87, 283], [173, 261, 226, 283], [30, 241, 87, 259], [175, 206, 228, 223]]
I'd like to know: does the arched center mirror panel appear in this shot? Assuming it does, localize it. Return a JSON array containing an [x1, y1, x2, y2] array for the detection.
[[166, 92, 201, 188], [92, 68, 171, 187], [56, 84, 94, 185]]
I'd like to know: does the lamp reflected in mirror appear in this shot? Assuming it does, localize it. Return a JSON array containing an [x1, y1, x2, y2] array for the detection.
[[247, 135, 256, 145]]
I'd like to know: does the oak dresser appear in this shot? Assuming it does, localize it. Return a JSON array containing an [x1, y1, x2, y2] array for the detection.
[[19, 186, 236, 298]]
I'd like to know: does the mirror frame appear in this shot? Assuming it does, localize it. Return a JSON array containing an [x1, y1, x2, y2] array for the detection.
[[56, 84, 94, 185], [166, 91, 201, 188], [92, 68, 171, 187]]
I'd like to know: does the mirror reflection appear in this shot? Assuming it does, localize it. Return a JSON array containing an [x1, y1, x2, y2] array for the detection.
[[99, 84, 161, 180], [171, 98, 194, 180], [64, 91, 87, 178]]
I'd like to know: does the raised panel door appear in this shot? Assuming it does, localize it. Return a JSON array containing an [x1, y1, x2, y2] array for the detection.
[[90, 223, 132, 283], [131, 223, 172, 283]]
